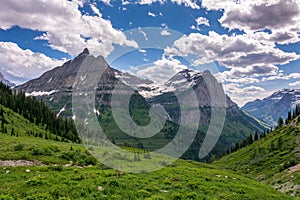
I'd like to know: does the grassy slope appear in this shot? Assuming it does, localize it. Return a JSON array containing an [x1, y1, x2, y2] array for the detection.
[[0, 135, 295, 200], [0, 105, 296, 199], [0, 104, 67, 142], [214, 124, 300, 197]]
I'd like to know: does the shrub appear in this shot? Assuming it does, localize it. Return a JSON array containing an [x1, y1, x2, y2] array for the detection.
[[59, 150, 97, 166], [137, 189, 151, 198], [186, 192, 197, 199], [24, 193, 53, 200], [30, 147, 44, 155], [143, 153, 151, 159], [108, 180, 119, 187], [0, 194, 14, 200], [187, 182, 199, 190], [14, 143, 24, 151], [26, 177, 47, 186], [48, 165, 63, 172], [160, 161, 168, 166], [237, 188, 245, 194], [171, 193, 183, 200]]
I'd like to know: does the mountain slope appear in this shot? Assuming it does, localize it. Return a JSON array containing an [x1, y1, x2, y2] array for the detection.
[[243, 88, 300, 126], [16, 49, 268, 161], [214, 122, 300, 197], [0, 82, 79, 143], [0, 133, 295, 199], [0, 72, 15, 87]]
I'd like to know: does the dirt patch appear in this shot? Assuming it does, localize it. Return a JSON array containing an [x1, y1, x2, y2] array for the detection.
[[288, 163, 300, 173], [0, 160, 44, 167]]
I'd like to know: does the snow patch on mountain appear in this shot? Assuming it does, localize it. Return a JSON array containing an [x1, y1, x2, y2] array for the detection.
[[136, 69, 203, 99], [25, 90, 57, 97]]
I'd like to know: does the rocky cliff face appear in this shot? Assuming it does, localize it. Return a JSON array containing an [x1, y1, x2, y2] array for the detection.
[[15, 48, 149, 116], [243, 88, 300, 126]]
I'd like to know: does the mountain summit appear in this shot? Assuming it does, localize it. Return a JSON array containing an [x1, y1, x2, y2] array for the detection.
[[243, 88, 300, 126], [15, 49, 267, 160]]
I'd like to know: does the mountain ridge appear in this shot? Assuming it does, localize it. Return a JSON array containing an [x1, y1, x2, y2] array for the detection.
[[0, 72, 15, 87], [243, 88, 300, 126], [15, 48, 268, 160]]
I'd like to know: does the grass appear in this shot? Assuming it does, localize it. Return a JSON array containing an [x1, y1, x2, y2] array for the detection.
[[0, 133, 297, 199], [0, 103, 297, 199], [214, 125, 300, 197]]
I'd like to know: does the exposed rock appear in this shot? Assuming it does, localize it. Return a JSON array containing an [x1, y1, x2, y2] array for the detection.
[[243, 88, 300, 126], [97, 186, 104, 191]]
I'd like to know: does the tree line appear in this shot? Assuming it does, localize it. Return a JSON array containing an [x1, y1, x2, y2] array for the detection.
[[277, 104, 300, 128], [0, 82, 80, 143]]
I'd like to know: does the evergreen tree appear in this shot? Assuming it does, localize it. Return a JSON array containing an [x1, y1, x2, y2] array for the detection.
[[0, 82, 80, 143], [247, 133, 254, 145], [254, 132, 259, 141], [11, 128, 14, 136], [277, 117, 284, 128]]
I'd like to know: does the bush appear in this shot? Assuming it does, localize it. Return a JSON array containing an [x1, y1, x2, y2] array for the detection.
[[31, 147, 44, 155], [144, 153, 151, 159], [137, 189, 151, 198], [186, 192, 197, 199], [26, 177, 47, 186], [108, 180, 119, 187], [187, 182, 199, 190], [237, 188, 245, 194], [48, 165, 63, 172], [14, 143, 24, 151], [59, 150, 97, 166], [24, 193, 53, 200], [171, 193, 183, 200], [0, 194, 14, 200]]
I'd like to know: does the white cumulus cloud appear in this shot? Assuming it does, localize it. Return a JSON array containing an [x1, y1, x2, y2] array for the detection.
[[202, 0, 300, 45], [0, 0, 138, 57], [0, 42, 64, 84], [138, 0, 200, 9], [289, 81, 300, 87], [136, 56, 187, 82]]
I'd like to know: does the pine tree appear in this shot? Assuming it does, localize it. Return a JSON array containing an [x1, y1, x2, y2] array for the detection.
[[11, 128, 14, 136], [277, 117, 284, 128], [254, 132, 259, 141]]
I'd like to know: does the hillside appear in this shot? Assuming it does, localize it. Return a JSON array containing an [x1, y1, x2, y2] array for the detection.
[[0, 82, 79, 143], [0, 84, 294, 199], [214, 123, 300, 197], [0, 133, 296, 199]]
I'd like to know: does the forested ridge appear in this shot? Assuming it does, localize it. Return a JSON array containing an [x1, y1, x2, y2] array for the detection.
[[0, 82, 80, 143]]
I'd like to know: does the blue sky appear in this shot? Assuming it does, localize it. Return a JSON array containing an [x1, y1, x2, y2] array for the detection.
[[0, 0, 300, 106]]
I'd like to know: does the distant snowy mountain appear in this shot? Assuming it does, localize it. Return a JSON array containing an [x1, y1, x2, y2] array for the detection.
[[0, 72, 15, 87], [243, 88, 300, 126], [137, 69, 203, 99]]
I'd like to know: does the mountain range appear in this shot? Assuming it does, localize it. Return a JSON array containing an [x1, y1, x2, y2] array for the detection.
[[16, 48, 268, 160], [0, 72, 15, 87], [243, 89, 300, 126]]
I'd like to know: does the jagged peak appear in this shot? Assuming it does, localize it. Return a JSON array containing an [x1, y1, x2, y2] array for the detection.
[[82, 48, 90, 55]]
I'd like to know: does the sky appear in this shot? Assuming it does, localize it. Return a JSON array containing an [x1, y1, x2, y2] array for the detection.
[[0, 0, 300, 106]]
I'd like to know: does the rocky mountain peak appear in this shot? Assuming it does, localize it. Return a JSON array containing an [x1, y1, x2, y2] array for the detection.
[[80, 48, 90, 55], [243, 88, 300, 126]]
